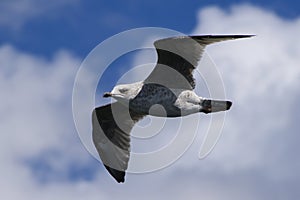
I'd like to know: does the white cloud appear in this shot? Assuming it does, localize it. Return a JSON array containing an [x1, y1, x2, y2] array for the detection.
[[191, 4, 300, 174], [0, 0, 81, 29], [0, 45, 104, 199], [123, 4, 300, 199], [1, 4, 300, 200]]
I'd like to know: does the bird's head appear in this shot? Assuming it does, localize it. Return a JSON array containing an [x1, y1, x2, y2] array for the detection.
[[103, 82, 143, 104]]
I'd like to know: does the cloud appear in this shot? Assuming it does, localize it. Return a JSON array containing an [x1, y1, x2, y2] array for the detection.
[[183, 4, 300, 198], [192, 4, 300, 173], [1, 3, 300, 200], [0, 45, 105, 198], [121, 4, 300, 199], [0, 0, 80, 29]]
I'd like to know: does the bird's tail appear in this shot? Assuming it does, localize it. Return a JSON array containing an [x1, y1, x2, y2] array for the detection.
[[200, 99, 232, 114]]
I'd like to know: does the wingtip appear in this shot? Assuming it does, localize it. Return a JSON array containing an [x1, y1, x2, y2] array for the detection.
[[104, 165, 126, 183], [192, 34, 256, 39], [234, 34, 256, 38], [154, 34, 256, 45], [227, 34, 256, 40]]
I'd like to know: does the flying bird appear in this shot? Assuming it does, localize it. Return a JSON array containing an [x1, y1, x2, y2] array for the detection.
[[92, 35, 253, 183]]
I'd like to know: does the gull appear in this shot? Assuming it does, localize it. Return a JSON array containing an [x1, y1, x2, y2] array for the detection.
[[92, 35, 253, 183]]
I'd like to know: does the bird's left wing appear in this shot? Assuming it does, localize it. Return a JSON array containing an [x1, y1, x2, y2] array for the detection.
[[145, 35, 254, 89], [92, 102, 144, 183]]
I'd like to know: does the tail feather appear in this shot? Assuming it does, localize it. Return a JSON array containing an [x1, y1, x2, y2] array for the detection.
[[201, 99, 232, 114]]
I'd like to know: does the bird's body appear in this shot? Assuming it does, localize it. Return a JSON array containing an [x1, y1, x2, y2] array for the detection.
[[124, 82, 214, 117], [129, 82, 181, 116], [92, 34, 254, 183]]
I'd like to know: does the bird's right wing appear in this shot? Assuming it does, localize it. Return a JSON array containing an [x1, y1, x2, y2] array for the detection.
[[92, 102, 144, 183], [145, 35, 254, 89]]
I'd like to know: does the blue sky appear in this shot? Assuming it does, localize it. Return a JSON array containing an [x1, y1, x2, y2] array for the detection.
[[1, 0, 300, 199], [1, 0, 299, 58]]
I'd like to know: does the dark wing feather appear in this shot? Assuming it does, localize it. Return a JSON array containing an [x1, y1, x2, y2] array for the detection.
[[92, 102, 144, 183], [145, 35, 254, 89]]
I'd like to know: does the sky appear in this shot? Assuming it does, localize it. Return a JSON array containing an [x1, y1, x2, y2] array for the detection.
[[1, 0, 300, 199]]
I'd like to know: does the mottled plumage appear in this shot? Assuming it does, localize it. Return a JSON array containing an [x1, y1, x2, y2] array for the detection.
[[92, 35, 254, 182]]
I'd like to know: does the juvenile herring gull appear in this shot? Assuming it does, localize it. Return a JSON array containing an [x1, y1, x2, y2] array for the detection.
[[92, 35, 253, 183]]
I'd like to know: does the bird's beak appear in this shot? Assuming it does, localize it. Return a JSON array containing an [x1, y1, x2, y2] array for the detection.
[[103, 92, 112, 98]]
